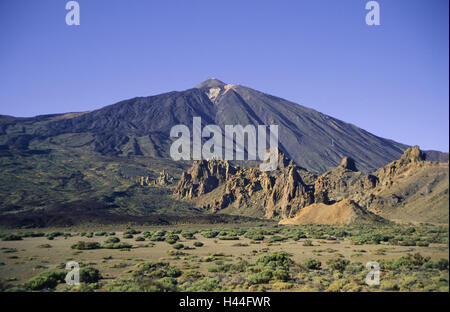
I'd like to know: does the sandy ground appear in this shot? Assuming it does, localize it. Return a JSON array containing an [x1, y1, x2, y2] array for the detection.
[[0, 228, 448, 289]]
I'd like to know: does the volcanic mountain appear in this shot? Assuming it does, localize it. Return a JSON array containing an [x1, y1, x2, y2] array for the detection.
[[2, 78, 440, 173], [0, 79, 448, 226]]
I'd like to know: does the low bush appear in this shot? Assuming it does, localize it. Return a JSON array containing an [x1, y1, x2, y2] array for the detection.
[[102, 242, 132, 249], [165, 234, 180, 244], [256, 252, 293, 268], [80, 266, 101, 283], [193, 242, 204, 247], [303, 259, 322, 270], [136, 262, 182, 278], [23, 270, 66, 290], [172, 243, 184, 250], [181, 231, 195, 239], [185, 277, 221, 291], [105, 237, 120, 244], [249, 270, 272, 284], [71, 241, 101, 250], [2, 234, 22, 241], [207, 264, 232, 273], [200, 231, 219, 238], [269, 236, 287, 243], [244, 231, 265, 241], [45, 231, 65, 240], [156, 277, 178, 292], [124, 229, 141, 235], [326, 258, 350, 272], [344, 262, 365, 274], [82, 232, 93, 238]]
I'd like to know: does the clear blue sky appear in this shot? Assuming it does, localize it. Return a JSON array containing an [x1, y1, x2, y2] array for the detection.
[[0, 0, 448, 151]]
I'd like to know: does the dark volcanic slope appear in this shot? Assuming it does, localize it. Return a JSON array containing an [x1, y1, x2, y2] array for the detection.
[[0, 78, 436, 173]]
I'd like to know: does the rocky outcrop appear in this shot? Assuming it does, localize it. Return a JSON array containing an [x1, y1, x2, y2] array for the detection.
[[374, 146, 426, 187], [137, 176, 151, 186], [174, 146, 449, 224], [137, 170, 174, 186], [175, 152, 316, 217], [154, 170, 174, 186], [174, 159, 237, 199], [340, 157, 358, 171], [264, 166, 314, 218]]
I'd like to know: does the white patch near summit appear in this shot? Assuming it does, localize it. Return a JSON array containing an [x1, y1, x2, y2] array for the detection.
[[206, 87, 221, 103]]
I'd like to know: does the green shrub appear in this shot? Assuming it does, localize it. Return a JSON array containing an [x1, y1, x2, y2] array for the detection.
[[153, 230, 166, 237], [303, 259, 322, 270], [105, 237, 120, 244], [80, 266, 101, 283], [24, 270, 66, 290], [135, 236, 145, 242], [288, 233, 306, 241], [94, 231, 107, 237], [156, 277, 178, 292], [229, 260, 249, 273], [269, 235, 287, 243], [181, 231, 195, 239], [165, 234, 180, 244], [380, 253, 430, 270], [200, 231, 219, 238], [326, 258, 350, 272], [244, 231, 265, 241], [345, 262, 365, 274], [102, 242, 132, 249], [208, 264, 232, 273], [45, 231, 64, 240], [123, 234, 133, 239], [19, 232, 45, 238], [436, 259, 449, 271], [218, 234, 239, 240], [124, 229, 141, 235], [185, 277, 221, 291], [249, 270, 272, 284], [71, 241, 101, 250], [172, 243, 184, 250], [149, 235, 165, 242], [2, 234, 22, 241], [193, 242, 204, 247], [136, 262, 182, 278], [272, 269, 290, 281], [256, 252, 293, 268]]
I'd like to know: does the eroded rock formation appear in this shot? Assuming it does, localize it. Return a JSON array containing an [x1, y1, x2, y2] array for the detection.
[[174, 146, 449, 224], [137, 170, 174, 186]]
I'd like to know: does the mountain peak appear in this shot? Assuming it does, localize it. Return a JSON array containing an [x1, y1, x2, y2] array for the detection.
[[195, 78, 226, 89]]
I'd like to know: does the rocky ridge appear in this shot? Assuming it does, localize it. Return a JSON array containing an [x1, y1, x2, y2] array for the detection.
[[175, 146, 449, 224]]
